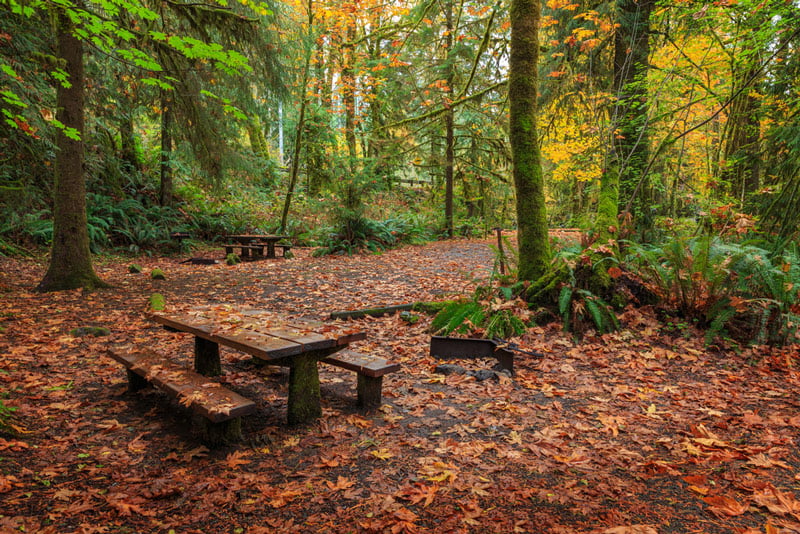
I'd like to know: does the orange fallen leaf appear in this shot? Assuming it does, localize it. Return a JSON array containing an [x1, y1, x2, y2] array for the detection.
[[703, 494, 749, 517]]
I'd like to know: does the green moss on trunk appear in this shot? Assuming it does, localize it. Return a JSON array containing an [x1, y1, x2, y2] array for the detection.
[[509, 0, 550, 282], [287, 352, 322, 425]]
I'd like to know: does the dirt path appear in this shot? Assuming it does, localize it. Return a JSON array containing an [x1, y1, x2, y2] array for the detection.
[[1, 239, 800, 533]]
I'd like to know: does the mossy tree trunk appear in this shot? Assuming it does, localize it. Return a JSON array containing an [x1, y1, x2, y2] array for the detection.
[[721, 65, 762, 203], [608, 0, 653, 238], [443, 0, 455, 238], [509, 0, 550, 282], [37, 8, 107, 292], [589, 0, 652, 299], [159, 89, 173, 207], [280, 0, 314, 234]]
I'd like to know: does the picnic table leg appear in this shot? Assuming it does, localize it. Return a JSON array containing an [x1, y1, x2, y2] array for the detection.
[[266, 242, 277, 259], [195, 337, 222, 376], [286, 351, 323, 424]]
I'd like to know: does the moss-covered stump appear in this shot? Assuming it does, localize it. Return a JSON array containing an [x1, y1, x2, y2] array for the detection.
[[150, 268, 166, 280], [149, 293, 166, 311]]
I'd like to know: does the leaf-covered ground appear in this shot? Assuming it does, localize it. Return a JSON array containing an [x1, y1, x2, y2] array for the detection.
[[2, 237, 800, 533]]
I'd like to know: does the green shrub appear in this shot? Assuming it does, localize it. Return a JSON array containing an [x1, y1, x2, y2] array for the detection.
[[430, 297, 530, 339], [626, 236, 800, 345]]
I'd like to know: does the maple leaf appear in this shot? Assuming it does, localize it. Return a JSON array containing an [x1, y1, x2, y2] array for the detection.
[[703, 494, 749, 517], [326, 476, 355, 492], [224, 450, 251, 469], [604, 527, 658, 534], [52, 488, 81, 500], [371, 448, 395, 460], [753, 485, 800, 520], [105, 492, 153, 517], [315, 456, 341, 468], [0, 439, 30, 451], [181, 445, 209, 462], [747, 453, 791, 470], [397, 483, 439, 507], [0, 475, 19, 493]]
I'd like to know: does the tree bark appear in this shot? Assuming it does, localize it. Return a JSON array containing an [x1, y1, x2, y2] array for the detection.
[[444, 1, 455, 238], [37, 8, 107, 292], [279, 0, 314, 233], [608, 0, 653, 236], [159, 89, 173, 207], [342, 15, 358, 165], [721, 66, 761, 202], [509, 0, 550, 282]]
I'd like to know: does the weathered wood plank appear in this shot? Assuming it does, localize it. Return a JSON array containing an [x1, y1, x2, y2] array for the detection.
[[322, 349, 400, 378], [107, 346, 256, 423]]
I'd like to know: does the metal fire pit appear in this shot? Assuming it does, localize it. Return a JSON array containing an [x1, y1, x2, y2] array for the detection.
[[429, 336, 514, 374]]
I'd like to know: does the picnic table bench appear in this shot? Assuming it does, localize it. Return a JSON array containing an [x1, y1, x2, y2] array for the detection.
[[107, 346, 256, 443], [323, 349, 400, 408], [223, 234, 291, 260]]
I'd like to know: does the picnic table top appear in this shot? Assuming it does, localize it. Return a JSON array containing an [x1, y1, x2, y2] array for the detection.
[[151, 307, 365, 361]]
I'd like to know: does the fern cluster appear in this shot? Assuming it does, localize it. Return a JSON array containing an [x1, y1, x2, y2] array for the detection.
[[430, 297, 529, 339], [626, 236, 800, 345]]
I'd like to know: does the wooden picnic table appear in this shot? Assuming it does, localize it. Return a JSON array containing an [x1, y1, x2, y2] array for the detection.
[[151, 307, 366, 424], [223, 234, 289, 259]]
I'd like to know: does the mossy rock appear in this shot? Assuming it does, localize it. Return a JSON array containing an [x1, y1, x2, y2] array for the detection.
[[128, 264, 142, 274], [149, 293, 166, 311], [399, 311, 420, 324], [70, 326, 111, 337], [226, 253, 240, 266], [151, 268, 166, 280]]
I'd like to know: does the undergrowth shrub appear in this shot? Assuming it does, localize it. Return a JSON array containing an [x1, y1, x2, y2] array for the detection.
[[626, 235, 800, 345], [551, 245, 620, 335], [313, 175, 435, 256], [429, 296, 530, 339]]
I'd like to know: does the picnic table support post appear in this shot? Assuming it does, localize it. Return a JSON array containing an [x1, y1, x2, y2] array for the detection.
[[357, 375, 383, 408], [126, 369, 148, 391], [287, 351, 322, 424], [195, 337, 222, 377], [198, 417, 243, 445]]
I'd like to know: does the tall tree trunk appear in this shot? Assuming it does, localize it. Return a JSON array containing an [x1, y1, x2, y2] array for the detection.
[[444, 1, 455, 237], [280, 0, 314, 233], [509, 0, 550, 282], [38, 8, 106, 292], [119, 115, 140, 172], [159, 89, 173, 206], [721, 66, 761, 203], [342, 15, 358, 165], [609, 0, 653, 236]]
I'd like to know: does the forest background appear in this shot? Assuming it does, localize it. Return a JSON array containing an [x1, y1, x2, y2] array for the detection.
[[2, 0, 800, 345]]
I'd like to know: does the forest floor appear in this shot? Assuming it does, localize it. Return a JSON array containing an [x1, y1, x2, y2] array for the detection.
[[2, 236, 800, 534]]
